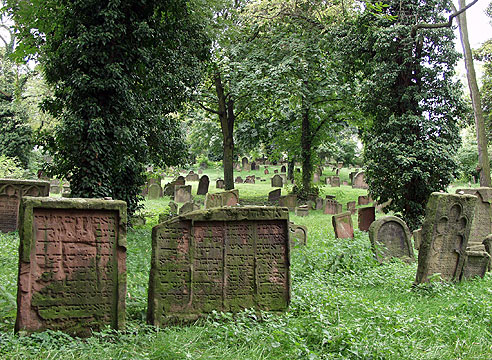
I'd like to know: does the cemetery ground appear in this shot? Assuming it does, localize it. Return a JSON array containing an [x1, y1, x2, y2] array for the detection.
[[0, 166, 491, 359]]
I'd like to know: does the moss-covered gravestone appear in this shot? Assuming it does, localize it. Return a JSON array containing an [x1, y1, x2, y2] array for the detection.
[[415, 193, 477, 284], [332, 212, 354, 239], [204, 190, 239, 209], [147, 207, 291, 326], [369, 216, 414, 263], [174, 185, 192, 203], [279, 195, 297, 211], [0, 179, 50, 233], [289, 222, 307, 246], [15, 197, 127, 336], [147, 183, 162, 199], [271, 175, 283, 187], [216, 179, 225, 189], [330, 176, 340, 187]]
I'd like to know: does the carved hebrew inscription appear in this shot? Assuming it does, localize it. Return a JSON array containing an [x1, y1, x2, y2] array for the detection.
[[16, 209, 122, 336], [148, 217, 289, 325], [0, 193, 19, 232]]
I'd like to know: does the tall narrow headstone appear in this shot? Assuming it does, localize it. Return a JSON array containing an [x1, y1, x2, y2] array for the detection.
[[251, 162, 256, 171], [15, 197, 127, 336], [358, 206, 375, 231], [332, 212, 354, 239], [147, 207, 290, 326], [147, 183, 162, 199], [280, 165, 286, 173], [197, 175, 210, 195], [347, 201, 356, 215], [369, 216, 414, 263]]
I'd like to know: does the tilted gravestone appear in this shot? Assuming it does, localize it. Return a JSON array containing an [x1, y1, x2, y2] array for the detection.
[[0, 179, 50, 233], [352, 172, 368, 189], [369, 216, 414, 264], [235, 176, 244, 184], [147, 207, 290, 326], [204, 189, 239, 209], [332, 212, 354, 239], [174, 185, 192, 203], [330, 176, 340, 187], [289, 222, 307, 246], [268, 189, 281, 202], [15, 197, 127, 336], [358, 195, 370, 206], [179, 201, 200, 215], [271, 175, 283, 188], [147, 183, 162, 199], [347, 201, 356, 215], [216, 179, 225, 189], [323, 199, 342, 215], [358, 206, 375, 231], [279, 194, 297, 211], [415, 193, 477, 284], [197, 175, 210, 195]]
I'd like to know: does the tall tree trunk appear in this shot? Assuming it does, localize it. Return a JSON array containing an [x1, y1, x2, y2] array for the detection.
[[214, 71, 235, 190], [454, 0, 491, 186], [287, 158, 294, 181], [301, 107, 312, 192]]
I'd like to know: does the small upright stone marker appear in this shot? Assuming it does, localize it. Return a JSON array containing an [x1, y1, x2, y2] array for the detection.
[[323, 199, 342, 215], [358, 206, 375, 231], [268, 189, 281, 202], [369, 216, 414, 263], [347, 201, 356, 214], [179, 201, 200, 215], [352, 172, 368, 189], [358, 195, 370, 206], [271, 175, 283, 187], [295, 205, 308, 217], [197, 175, 210, 195], [280, 165, 286, 173], [216, 179, 225, 189], [0, 179, 50, 233], [415, 193, 477, 284], [174, 185, 192, 203], [289, 222, 307, 246], [147, 183, 162, 199], [147, 207, 290, 326], [330, 176, 340, 187], [185, 171, 199, 182], [235, 176, 244, 184], [332, 212, 354, 239], [15, 197, 127, 336]]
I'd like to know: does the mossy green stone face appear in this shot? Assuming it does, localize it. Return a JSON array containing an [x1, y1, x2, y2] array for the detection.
[[147, 207, 290, 326], [15, 197, 127, 337]]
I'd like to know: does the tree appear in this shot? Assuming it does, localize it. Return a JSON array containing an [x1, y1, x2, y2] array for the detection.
[[7, 0, 210, 216], [342, 0, 466, 230]]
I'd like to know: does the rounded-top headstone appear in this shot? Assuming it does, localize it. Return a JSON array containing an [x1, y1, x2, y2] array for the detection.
[[369, 216, 414, 264]]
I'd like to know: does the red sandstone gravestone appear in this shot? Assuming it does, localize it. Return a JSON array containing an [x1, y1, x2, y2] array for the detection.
[[204, 189, 239, 209], [0, 179, 50, 233], [358, 206, 375, 231], [15, 197, 127, 336], [147, 207, 291, 326], [332, 212, 354, 239]]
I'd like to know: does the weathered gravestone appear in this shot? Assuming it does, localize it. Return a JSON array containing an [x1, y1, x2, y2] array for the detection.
[[342, 181, 348, 186], [216, 179, 225, 189], [204, 189, 239, 209], [415, 193, 477, 284], [50, 180, 61, 194], [369, 216, 414, 263], [179, 201, 200, 215], [147, 207, 290, 326], [358, 206, 375, 231], [332, 212, 354, 239], [15, 197, 126, 336], [235, 177, 243, 184], [251, 162, 256, 171], [315, 197, 324, 210], [279, 174, 288, 185], [331, 176, 340, 187], [271, 175, 283, 188], [280, 165, 286, 173], [279, 195, 297, 211], [174, 185, 192, 203], [241, 157, 249, 169], [264, 169, 269, 175], [198, 169, 203, 175], [197, 175, 210, 195], [325, 177, 331, 185], [295, 205, 308, 217], [274, 169, 279, 174], [462, 246, 491, 280], [347, 201, 356, 215], [313, 173, 320, 183], [323, 199, 342, 215], [289, 222, 307, 246], [268, 189, 281, 202], [244, 176, 255, 184], [413, 228, 422, 250], [185, 171, 199, 182], [358, 195, 370, 206], [0, 179, 50, 233], [147, 183, 162, 199], [352, 172, 368, 189], [176, 176, 185, 185]]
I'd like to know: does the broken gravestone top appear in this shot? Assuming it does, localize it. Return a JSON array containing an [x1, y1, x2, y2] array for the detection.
[[147, 206, 290, 326], [369, 216, 414, 264], [204, 189, 239, 209], [15, 197, 127, 337], [332, 211, 354, 239], [415, 192, 477, 284]]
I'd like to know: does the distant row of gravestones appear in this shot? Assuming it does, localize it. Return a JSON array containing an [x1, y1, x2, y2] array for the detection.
[[2, 178, 489, 338]]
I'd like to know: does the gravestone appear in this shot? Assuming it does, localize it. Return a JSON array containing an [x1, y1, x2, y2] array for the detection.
[[289, 222, 307, 246], [332, 212, 354, 239], [147, 183, 162, 199], [274, 170, 278, 174], [323, 199, 342, 215], [163, 181, 177, 196], [50, 185, 61, 194], [169, 201, 178, 215], [358, 206, 375, 231], [264, 169, 269, 175], [315, 197, 324, 210], [15, 197, 126, 336], [358, 195, 370, 206], [295, 205, 308, 217], [179, 201, 200, 215], [280, 165, 286, 173], [415, 193, 477, 284], [244, 176, 255, 184], [462, 247, 490, 280], [235, 176, 244, 184], [147, 207, 290, 326], [204, 189, 239, 209], [347, 201, 356, 215], [325, 177, 331, 185], [279, 195, 297, 211], [251, 162, 256, 171], [0, 179, 50, 233], [198, 169, 203, 175], [174, 185, 192, 203], [268, 189, 281, 202], [313, 173, 320, 183], [330, 176, 340, 187], [185, 172, 199, 182], [241, 157, 249, 169], [271, 175, 283, 187], [369, 216, 414, 263], [197, 175, 210, 195], [413, 228, 422, 250], [216, 179, 225, 189], [342, 181, 348, 186], [176, 176, 185, 185], [352, 172, 368, 189]]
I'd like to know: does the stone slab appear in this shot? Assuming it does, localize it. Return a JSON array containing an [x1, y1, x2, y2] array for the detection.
[[358, 206, 375, 231], [332, 212, 354, 239], [204, 190, 239, 209], [369, 216, 414, 263]]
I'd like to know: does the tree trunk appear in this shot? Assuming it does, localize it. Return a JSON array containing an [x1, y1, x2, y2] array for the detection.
[[214, 71, 235, 190], [287, 158, 294, 181], [301, 107, 312, 191], [455, 0, 491, 186]]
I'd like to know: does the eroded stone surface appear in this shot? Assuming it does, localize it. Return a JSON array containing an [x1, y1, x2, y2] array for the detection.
[[271, 175, 283, 188], [0, 179, 50, 233], [204, 190, 239, 209], [174, 185, 192, 203], [289, 222, 307, 246], [179, 201, 200, 215], [147, 207, 290, 326], [455, 188, 492, 248], [358, 195, 370, 206], [323, 199, 342, 215], [268, 189, 281, 202], [358, 207, 375, 231], [147, 183, 162, 199], [352, 172, 368, 189], [330, 176, 340, 187], [197, 176, 210, 195], [347, 201, 356, 215], [15, 197, 127, 336], [295, 206, 308, 217], [332, 212, 354, 239], [279, 195, 297, 210], [415, 193, 477, 284], [216, 179, 225, 189], [369, 216, 414, 263]]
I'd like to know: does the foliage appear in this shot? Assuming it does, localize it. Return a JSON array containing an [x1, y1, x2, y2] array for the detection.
[[0, 154, 24, 178], [340, 0, 465, 230], [6, 0, 210, 216]]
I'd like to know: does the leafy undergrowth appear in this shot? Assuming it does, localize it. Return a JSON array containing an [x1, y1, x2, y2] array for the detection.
[[1, 180, 492, 359]]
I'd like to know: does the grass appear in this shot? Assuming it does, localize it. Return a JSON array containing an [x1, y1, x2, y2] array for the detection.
[[1, 166, 492, 359]]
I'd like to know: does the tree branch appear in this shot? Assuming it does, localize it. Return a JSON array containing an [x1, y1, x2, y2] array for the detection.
[[196, 100, 221, 115], [411, 0, 478, 37]]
